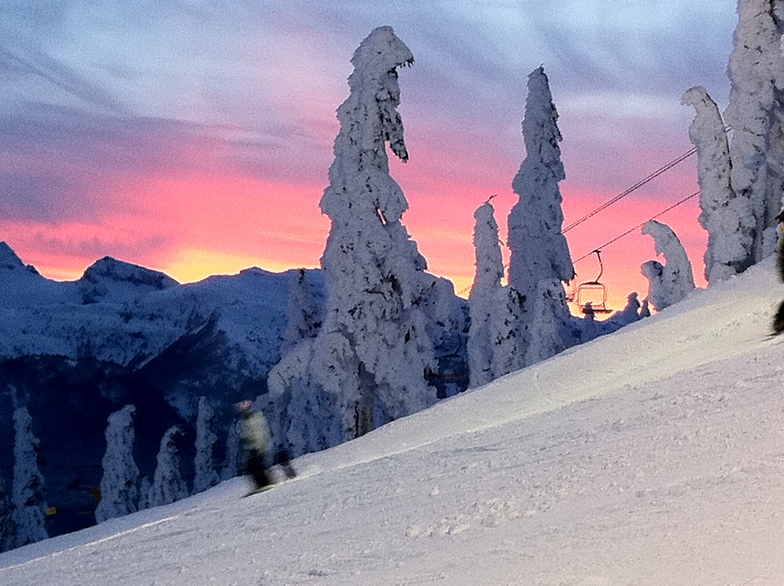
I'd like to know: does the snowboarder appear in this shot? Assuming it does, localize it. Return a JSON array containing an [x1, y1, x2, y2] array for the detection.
[[235, 400, 272, 491]]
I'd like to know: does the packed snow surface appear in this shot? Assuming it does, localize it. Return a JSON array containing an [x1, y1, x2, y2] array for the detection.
[[3, 258, 784, 585]]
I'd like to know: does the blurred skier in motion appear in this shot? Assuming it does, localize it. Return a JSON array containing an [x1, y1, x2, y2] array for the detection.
[[235, 400, 273, 492]]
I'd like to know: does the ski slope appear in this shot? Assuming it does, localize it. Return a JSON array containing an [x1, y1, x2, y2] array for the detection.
[[3, 258, 784, 585]]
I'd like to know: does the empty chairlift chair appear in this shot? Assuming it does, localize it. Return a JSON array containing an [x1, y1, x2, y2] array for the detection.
[[576, 250, 612, 314]]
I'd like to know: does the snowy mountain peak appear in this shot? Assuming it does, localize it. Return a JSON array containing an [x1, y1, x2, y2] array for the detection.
[[78, 257, 179, 304], [0, 241, 38, 273], [81, 256, 178, 289]]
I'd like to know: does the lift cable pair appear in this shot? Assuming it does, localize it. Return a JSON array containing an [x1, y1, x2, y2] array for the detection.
[[570, 190, 700, 314]]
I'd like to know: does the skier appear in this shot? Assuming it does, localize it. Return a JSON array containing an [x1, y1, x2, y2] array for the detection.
[[235, 400, 273, 491]]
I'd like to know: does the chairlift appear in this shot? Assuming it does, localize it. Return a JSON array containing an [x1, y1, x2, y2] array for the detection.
[[576, 249, 612, 314]]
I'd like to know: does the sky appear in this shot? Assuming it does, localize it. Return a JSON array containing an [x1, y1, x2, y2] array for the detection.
[[0, 1, 738, 309]]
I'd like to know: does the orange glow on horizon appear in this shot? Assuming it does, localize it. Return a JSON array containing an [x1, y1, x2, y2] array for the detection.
[[1, 126, 710, 319]]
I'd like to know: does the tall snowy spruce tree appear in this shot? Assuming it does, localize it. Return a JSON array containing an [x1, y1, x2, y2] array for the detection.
[[507, 66, 575, 365], [467, 200, 525, 387], [96, 405, 140, 523], [468, 201, 505, 388], [270, 26, 437, 452], [280, 269, 322, 356], [149, 426, 188, 507], [641, 220, 696, 312], [12, 406, 48, 546], [193, 397, 220, 494], [725, 0, 784, 260], [682, 86, 755, 283]]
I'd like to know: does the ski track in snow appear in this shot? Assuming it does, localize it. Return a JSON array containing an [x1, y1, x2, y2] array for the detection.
[[2, 260, 784, 584]]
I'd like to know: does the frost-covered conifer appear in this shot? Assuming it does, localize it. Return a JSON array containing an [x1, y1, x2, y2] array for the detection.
[[466, 201, 527, 381], [525, 279, 570, 365], [0, 473, 15, 552], [606, 292, 645, 329], [416, 275, 469, 399], [468, 201, 505, 388], [489, 287, 527, 377], [641, 220, 696, 311], [193, 397, 220, 494], [280, 269, 322, 356], [725, 0, 784, 259], [682, 86, 754, 282], [508, 66, 575, 300], [271, 26, 436, 450], [95, 405, 139, 523], [137, 477, 151, 511], [507, 66, 574, 365], [12, 406, 48, 546], [149, 426, 188, 507], [221, 419, 241, 480], [269, 339, 341, 455]]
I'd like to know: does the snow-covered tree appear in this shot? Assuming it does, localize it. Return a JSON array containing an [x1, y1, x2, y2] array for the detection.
[[12, 406, 48, 546], [466, 199, 528, 386], [506, 66, 574, 366], [416, 275, 469, 399], [193, 397, 220, 494], [269, 339, 342, 455], [525, 279, 571, 365], [149, 426, 188, 507], [0, 473, 15, 553], [488, 287, 527, 380], [641, 220, 696, 311], [682, 86, 755, 282], [137, 476, 151, 511], [606, 292, 646, 329], [725, 0, 784, 259], [95, 405, 139, 523], [468, 200, 505, 388], [508, 66, 575, 301], [221, 419, 241, 480], [270, 26, 436, 451], [280, 269, 322, 356]]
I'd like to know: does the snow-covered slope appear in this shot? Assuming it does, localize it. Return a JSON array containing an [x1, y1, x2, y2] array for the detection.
[[2, 258, 784, 585]]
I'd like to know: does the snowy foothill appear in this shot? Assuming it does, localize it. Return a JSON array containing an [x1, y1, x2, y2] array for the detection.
[[2, 256, 784, 585]]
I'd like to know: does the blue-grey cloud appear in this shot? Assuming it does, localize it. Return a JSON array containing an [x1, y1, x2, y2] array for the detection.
[[0, 27, 125, 113], [0, 100, 333, 225], [0, 0, 742, 278]]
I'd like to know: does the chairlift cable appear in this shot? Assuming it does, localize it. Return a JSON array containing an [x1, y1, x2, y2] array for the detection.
[[572, 190, 700, 264], [563, 126, 729, 234], [562, 147, 697, 233]]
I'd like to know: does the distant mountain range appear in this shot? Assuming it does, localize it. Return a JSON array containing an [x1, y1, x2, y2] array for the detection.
[[0, 241, 321, 537]]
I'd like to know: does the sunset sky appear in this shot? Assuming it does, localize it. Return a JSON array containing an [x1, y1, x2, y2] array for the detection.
[[0, 1, 737, 310]]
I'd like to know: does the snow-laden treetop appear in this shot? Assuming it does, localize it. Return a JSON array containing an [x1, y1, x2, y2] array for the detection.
[[517, 66, 565, 184], [320, 26, 414, 226]]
